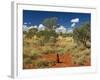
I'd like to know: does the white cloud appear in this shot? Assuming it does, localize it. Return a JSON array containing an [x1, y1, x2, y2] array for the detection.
[[71, 18, 79, 23], [29, 25, 38, 29], [24, 22, 31, 25], [24, 22, 27, 25], [55, 25, 67, 33], [38, 24, 45, 31], [70, 18, 79, 27], [23, 24, 45, 32], [33, 25, 38, 29], [23, 25, 29, 31], [71, 23, 76, 27]]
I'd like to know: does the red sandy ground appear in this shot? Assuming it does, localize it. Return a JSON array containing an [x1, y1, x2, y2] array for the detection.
[[41, 52, 90, 67], [24, 52, 90, 69], [54, 53, 74, 67]]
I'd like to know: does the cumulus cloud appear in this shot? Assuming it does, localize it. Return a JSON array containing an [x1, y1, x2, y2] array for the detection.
[[24, 22, 27, 25], [71, 18, 79, 23], [23, 25, 38, 32], [71, 23, 76, 27], [24, 22, 31, 25], [55, 25, 67, 33], [23, 24, 46, 32], [38, 24, 45, 31], [29, 25, 38, 29], [33, 25, 38, 29], [70, 18, 79, 27], [23, 25, 29, 31]]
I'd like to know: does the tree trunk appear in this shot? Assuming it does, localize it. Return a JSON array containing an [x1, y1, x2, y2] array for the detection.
[[56, 53, 60, 63]]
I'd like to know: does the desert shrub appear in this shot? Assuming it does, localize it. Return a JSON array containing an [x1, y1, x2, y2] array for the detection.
[[56, 47, 68, 55], [23, 58, 32, 64], [35, 60, 56, 68], [32, 39, 39, 45], [23, 53, 29, 58], [41, 46, 56, 54], [73, 23, 90, 48], [45, 42, 56, 46], [72, 47, 90, 66], [30, 49, 41, 59], [73, 56, 85, 65], [35, 59, 50, 68], [82, 48, 90, 56], [23, 47, 32, 58], [25, 28, 38, 39], [23, 40, 30, 47]]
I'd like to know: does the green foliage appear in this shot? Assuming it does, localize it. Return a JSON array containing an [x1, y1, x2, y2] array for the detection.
[[42, 46, 56, 54], [23, 19, 91, 68], [26, 28, 38, 38], [35, 59, 50, 68], [30, 49, 41, 59], [42, 17, 58, 29], [73, 23, 90, 48], [65, 33, 73, 37], [36, 30, 58, 46], [56, 47, 66, 54], [71, 47, 90, 65], [23, 53, 29, 58], [23, 41, 30, 47], [23, 31, 27, 34], [23, 58, 32, 64], [35, 59, 56, 68]]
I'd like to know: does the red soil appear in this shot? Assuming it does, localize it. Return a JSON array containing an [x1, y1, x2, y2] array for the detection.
[[24, 52, 91, 69], [41, 52, 74, 68], [41, 52, 90, 67]]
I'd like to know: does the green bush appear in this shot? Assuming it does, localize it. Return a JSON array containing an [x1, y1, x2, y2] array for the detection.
[[41, 46, 56, 54], [23, 41, 30, 47], [35, 59, 50, 68], [56, 47, 67, 55], [30, 49, 41, 59], [23, 58, 32, 64], [72, 47, 90, 66]]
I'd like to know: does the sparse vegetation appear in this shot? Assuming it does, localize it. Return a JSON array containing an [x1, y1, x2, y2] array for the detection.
[[35, 59, 50, 68], [30, 50, 41, 59], [73, 23, 91, 48], [23, 18, 91, 69]]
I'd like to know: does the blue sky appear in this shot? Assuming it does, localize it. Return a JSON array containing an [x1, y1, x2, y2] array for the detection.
[[23, 10, 91, 29]]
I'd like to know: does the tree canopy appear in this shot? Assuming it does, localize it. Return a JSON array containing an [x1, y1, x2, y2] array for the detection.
[[42, 17, 58, 30], [73, 23, 90, 48]]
